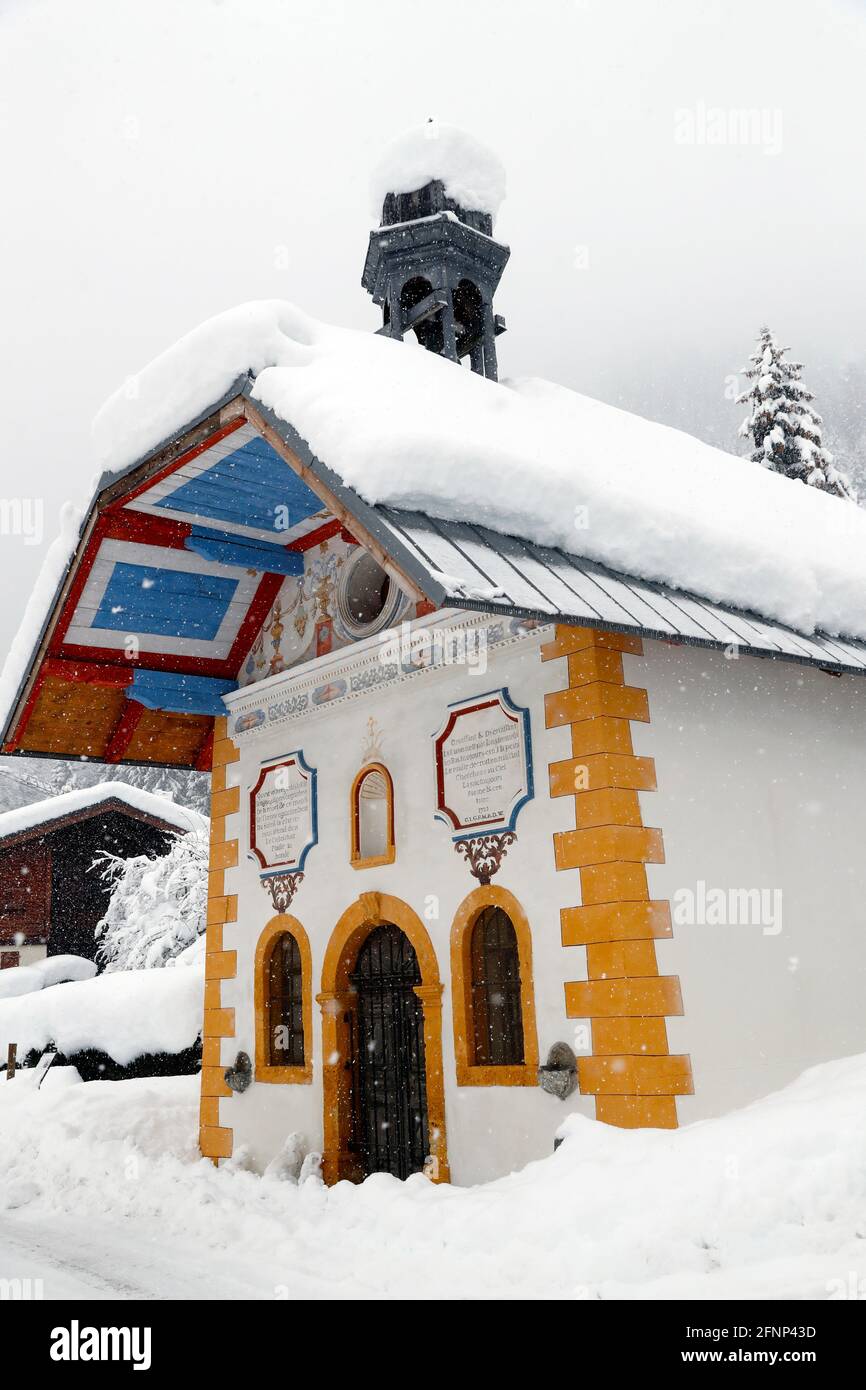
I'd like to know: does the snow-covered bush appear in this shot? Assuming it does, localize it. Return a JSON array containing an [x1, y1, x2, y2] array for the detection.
[[94, 826, 209, 972], [0, 955, 96, 1000]]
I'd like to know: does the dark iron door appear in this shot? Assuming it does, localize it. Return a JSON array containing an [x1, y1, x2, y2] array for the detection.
[[350, 924, 429, 1180]]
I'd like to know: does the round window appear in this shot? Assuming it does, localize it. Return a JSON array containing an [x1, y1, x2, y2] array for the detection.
[[337, 550, 403, 638]]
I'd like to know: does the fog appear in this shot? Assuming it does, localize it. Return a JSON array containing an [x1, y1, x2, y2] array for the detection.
[[1, 0, 864, 656]]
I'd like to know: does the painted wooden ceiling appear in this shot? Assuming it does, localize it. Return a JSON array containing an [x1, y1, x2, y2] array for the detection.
[[4, 417, 345, 769]]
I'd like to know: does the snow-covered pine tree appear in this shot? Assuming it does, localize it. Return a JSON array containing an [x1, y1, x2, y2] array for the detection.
[[737, 326, 857, 501], [93, 824, 209, 971]]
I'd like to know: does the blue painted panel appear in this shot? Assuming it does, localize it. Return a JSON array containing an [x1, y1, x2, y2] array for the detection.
[[185, 527, 305, 576], [132, 670, 235, 715], [155, 438, 323, 534], [93, 562, 239, 640]]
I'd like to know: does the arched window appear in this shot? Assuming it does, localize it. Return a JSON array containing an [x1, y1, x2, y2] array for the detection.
[[450, 887, 538, 1086], [254, 916, 312, 1083], [400, 275, 444, 354], [452, 278, 484, 358], [350, 763, 395, 868], [267, 931, 304, 1067], [470, 906, 525, 1066]]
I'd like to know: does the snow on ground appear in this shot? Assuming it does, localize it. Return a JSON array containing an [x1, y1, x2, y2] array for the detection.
[[90, 300, 866, 646], [1, 1053, 865, 1300], [0, 961, 202, 1064]]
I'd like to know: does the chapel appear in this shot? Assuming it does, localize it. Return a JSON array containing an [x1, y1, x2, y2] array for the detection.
[[2, 125, 865, 1185]]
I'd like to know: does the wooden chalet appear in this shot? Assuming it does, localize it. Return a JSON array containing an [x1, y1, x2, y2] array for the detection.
[[0, 784, 202, 969]]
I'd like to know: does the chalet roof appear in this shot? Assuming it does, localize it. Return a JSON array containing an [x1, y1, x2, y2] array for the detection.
[[0, 782, 206, 846], [2, 299, 865, 770]]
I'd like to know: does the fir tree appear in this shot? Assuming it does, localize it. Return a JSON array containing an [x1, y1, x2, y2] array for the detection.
[[737, 326, 857, 501]]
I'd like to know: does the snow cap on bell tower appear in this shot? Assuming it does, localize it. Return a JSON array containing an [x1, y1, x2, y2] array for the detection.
[[362, 120, 510, 379]]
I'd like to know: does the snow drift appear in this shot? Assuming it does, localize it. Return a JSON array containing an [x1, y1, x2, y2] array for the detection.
[[0, 955, 96, 1001], [0, 961, 203, 1065], [90, 300, 866, 645], [2, 1051, 866, 1298]]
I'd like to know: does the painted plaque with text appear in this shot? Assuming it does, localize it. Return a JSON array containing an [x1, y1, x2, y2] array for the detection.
[[249, 752, 318, 873], [433, 689, 533, 837]]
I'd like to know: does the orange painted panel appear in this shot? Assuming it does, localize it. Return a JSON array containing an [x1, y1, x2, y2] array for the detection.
[[565, 975, 684, 1018], [548, 752, 657, 798], [554, 823, 664, 870], [199, 1124, 233, 1159], [579, 1053, 693, 1096], [540, 626, 643, 660], [592, 1018, 670, 1056], [586, 939, 659, 980], [578, 862, 651, 905], [595, 1095, 679, 1129], [21, 678, 127, 758], [545, 682, 650, 729], [562, 899, 672, 945], [125, 708, 212, 766], [573, 788, 643, 829], [570, 718, 634, 757]]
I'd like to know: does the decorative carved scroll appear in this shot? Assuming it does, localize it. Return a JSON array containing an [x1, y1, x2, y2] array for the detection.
[[261, 871, 304, 914], [454, 832, 517, 885]]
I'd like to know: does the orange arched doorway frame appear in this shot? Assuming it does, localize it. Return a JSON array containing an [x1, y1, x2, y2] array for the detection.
[[318, 891, 449, 1185]]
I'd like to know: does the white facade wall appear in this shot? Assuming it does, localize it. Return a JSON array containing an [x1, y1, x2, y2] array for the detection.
[[216, 619, 866, 1183], [632, 639, 866, 1122], [221, 617, 594, 1185]]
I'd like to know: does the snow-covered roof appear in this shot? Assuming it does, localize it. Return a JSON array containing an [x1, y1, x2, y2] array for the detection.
[[4, 296, 866, 765], [91, 299, 866, 645], [0, 782, 206, 842], [369, 121, 506, 221]]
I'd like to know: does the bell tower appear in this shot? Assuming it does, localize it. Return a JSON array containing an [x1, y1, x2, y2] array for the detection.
[[362, 124, 510, 380]]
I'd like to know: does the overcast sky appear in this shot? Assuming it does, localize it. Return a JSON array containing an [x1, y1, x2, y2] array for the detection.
[[1, 0, 864, 658]]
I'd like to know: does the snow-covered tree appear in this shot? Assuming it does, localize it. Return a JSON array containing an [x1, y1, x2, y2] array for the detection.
[[737, 327, 857, 501], [94, 825, 209, 971]]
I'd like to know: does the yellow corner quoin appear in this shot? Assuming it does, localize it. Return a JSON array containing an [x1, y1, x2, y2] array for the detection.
[[199, 716, 240, 1164], [254, 915, 314, 1084], [543, 626, 693, 1130], [450, 884, 540, 1087]]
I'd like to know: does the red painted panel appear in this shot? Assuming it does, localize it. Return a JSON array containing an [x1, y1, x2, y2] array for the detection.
[[287, 518, 342, 552], [101, 511, 192, 549], [225, 572, 284, 673], [44, 658, 133, 688], [103, 698, 147, 763], [0, 843, 51, 943]]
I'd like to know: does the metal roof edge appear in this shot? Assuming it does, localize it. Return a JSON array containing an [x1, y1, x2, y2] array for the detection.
[[240, 386, 451, 610]]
